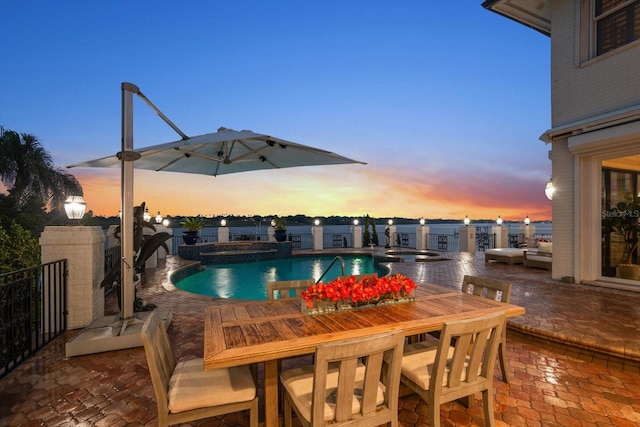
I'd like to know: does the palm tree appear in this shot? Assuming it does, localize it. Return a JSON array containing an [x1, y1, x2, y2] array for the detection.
[[0, 127, 82, 211]]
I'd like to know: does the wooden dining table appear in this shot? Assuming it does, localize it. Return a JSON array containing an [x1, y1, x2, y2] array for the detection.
[[203, 282, 525, 427]]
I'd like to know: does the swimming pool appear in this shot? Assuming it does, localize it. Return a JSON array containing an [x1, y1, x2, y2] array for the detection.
[[174, 255, 387, 300]]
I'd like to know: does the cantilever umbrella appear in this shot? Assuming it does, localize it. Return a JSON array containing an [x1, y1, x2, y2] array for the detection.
[[70, 126, 365, 176], [68, 82, 366, 321]]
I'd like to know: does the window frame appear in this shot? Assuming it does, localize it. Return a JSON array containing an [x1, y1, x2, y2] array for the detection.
[[588, 0, 640, 58]]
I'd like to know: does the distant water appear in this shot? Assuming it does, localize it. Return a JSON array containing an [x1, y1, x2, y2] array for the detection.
[[176, 222, 552, 237]]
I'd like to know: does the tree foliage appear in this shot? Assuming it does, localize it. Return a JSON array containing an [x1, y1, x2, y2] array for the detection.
[[0, 222, 41, 274], [102, 202, 172, 312], [363, 215, 371, 246], [371, 217, 379, 246], [0, 127, 82, 211]]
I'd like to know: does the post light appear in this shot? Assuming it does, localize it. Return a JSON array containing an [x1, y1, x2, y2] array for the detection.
[[155, 211, 163, 223], [545, 177, 555, 200], [64, 196, 86, 220], [270, 220, 276, 227], [353, 219, 359, 226], [162, 219, 170, 226], [496, 215, 503, 226], [388, 219, 393, 226], [220, 219, 227, 227], [143, 208, 151, 222], [463, 215, 470, 226], [419, 218, 425, 226], [524, 215, 531, 226], [314, 219, 320, 226]]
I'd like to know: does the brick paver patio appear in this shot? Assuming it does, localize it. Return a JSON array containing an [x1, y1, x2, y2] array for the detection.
[[1, 251, 639, 426]]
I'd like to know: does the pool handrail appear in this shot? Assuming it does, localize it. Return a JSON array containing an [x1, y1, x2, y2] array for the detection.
[[315, 256, 345, 284]]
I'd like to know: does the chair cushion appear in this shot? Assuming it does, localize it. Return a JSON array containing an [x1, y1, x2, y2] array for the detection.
[[401, 340, 456, 390], [484, 248, 523, 257], [168, 359, 256, 413], [537, 242, 552, 253], [280, 363, 385, 422]]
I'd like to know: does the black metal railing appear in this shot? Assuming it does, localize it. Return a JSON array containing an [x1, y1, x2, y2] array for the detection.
[[104, 245, 120, 275], [162, 230, 548, 254], [0, 260, 67, 380]]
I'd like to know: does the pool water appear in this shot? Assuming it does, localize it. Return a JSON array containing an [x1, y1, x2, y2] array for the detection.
[[175, 255, 385, 300]]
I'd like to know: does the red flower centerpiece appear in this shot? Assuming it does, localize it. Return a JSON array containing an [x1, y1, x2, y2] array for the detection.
[[301, 273, 417, 315]]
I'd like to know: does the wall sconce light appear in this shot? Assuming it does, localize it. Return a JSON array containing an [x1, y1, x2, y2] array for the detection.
[[220, 219, 227, 227], [463, 215, 470, 226], [496, 215, 503, 226], [155, 211, 163, 223], [162, 218, 170, 227], [524, 215, 531, 226], [314, 219, 320, 226], [419, 218, 425, 226], [143, 208, 151, 222], [545, 177, 555, 200], [64, 195, 86, 220], [353, 219, 359, 226]]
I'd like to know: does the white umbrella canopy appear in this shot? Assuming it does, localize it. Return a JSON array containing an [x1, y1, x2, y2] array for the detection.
[[67, 83, 366, 322], [69, 127, 366, 175]]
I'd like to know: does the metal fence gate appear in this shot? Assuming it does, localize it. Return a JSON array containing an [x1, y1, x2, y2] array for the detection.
[[0, 260, 67, 380]]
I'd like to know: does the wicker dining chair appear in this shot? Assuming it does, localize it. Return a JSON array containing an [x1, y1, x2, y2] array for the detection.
[[280, 330, 405, 427]]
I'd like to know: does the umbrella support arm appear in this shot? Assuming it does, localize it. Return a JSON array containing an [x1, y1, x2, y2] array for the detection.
[[122, 82, 189, 141]]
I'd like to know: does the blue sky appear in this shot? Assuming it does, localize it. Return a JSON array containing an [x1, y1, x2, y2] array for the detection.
[[0, 1, 552, 221]]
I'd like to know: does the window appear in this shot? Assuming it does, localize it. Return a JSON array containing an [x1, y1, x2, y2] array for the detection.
[[594, 0, 640, 56]]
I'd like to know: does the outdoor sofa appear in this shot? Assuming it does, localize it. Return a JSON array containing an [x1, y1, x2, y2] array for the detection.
[[523, 242, 552, 271], [484, 248, 525, 265]]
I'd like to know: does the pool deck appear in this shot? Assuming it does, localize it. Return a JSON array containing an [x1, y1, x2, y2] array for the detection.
[[2, 249, 640, 426]]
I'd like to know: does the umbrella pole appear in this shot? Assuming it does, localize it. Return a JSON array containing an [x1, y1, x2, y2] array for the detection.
[[120, 83, 137, 320]]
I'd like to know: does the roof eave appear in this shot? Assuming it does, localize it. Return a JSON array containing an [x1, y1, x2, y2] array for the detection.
[[482, 0, 551, 37]]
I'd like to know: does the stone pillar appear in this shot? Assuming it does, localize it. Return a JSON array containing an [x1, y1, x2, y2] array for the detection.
[[39, 226, 105, 330], [521, 224, 536, 239], [491, 225, 509, 248], [268, 226, 275, 242], [352, 225, 363, 248], [416, 225, 430, 250], [458, 226, 476, 253], [218, 226, 229, 243], [312, 225, 323, 250]]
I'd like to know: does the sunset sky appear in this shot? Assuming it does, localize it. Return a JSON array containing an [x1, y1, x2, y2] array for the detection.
[[0, 1, 552, 222]]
